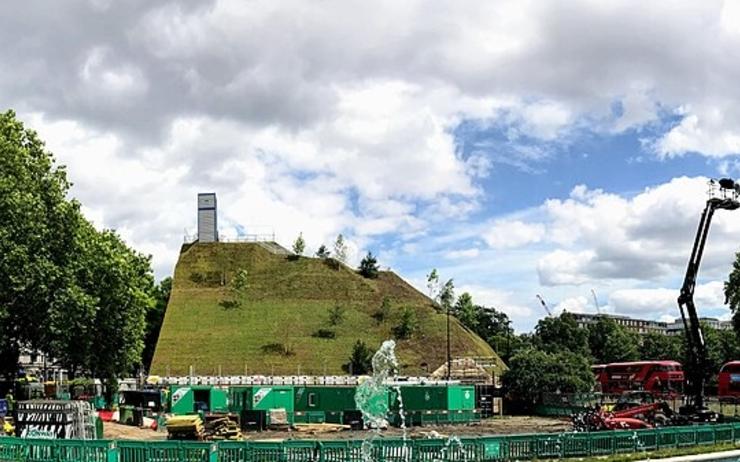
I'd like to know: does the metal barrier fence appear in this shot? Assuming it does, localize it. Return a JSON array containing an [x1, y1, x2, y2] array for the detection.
[[537, 392, 740, 418], [2, 423, 740, 461]]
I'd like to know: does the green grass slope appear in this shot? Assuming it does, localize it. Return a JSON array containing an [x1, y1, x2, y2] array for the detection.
[[150, 242, 501, 376]]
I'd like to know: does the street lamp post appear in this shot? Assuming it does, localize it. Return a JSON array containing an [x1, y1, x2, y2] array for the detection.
[[446, 304, 451, 381]]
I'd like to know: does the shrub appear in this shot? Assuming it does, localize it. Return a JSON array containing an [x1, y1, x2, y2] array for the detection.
[[328, 304, 345, 326], [260, 342, 295, 356], [312, 328, 336, 339], [346, 340, 373, 375], [393, 307, 418, 339], [372, 297, 391, 324]]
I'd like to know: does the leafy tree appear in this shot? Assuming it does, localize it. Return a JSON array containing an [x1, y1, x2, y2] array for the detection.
[[333, 234, 348, 263], [588, 317, 639, 364], [50, 220, 154, 399], [503, 349, 594, 407], [347, 340, 373, 375], [0, 110, 82, 376], [232, 268, 249, 292], [393, 307, 418, 339], [292, 232, 305, 256], [0, 111, 156, 393], [491, 333, 534, 364], [704, 324, 740, 383], [640, 332, 684, 361], [141, 277, 172, 371], [476, 306, 514, 341], [83, 228, 154, 391], [454, 292, 479, 331], [358, 252, 380, 279], [328, 304, 345, 326], [315, 245, 330, 259], [439, 279, 455, 313], [426, 269, 440, 299], [725, 251, 740, 334], [220, 268, 247, 309], [534, 312, 590, 356], [372, 297, 391, 324]]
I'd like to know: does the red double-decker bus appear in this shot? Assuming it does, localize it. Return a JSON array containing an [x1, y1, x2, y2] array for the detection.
[[591, 364, 606, 391], [718, 361, 740, 398], [598, 361, 683, 395]]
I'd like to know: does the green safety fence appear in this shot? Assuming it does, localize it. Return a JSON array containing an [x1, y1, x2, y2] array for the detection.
[[2, 423, 740, 462]]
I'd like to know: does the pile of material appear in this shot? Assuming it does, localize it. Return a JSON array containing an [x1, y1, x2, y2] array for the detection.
[[166, 415, 204, 440], [293, 423, 349, 434], [204, 415, 242, 440], [268, 409, 289, 430], [431, 358, 492, 383]]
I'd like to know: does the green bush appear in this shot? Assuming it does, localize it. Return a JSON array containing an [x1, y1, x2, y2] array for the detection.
[[312, 329, 336, 339]]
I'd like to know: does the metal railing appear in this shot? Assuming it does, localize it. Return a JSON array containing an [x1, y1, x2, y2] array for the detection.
[[1, 422, 740, 461], [183, 233, 277, 244]]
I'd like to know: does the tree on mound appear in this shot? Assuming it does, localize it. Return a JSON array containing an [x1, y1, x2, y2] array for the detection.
[[346, 340, 373, 375], [393, 307, 418, 339], [291, 232, 305, 257], [315, 245, 330, 259], [358, 252, 379, 278]]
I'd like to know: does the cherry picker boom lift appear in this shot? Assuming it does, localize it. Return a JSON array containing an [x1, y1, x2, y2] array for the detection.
[[678, 178, 740, 421]]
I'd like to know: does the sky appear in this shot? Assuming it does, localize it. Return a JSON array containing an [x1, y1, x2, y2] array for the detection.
[[4, 0, 740, 332]]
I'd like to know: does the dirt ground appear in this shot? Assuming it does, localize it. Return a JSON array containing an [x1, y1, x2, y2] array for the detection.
[[103, 422, 167, 440], [104, 416, 570, 441]]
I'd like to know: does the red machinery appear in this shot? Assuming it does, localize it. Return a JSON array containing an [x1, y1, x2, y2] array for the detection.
[[574, 394, 674, 431]]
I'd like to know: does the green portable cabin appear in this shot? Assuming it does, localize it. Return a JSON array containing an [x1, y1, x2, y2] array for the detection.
[[389, 384, 478, 426], [252, 386, 294, 417], [446, 385, 475, 410], [294, 386, 357, 424], [228, 386, 252, 414], [169, 386, 228, 415], [230, 385, 295, 427]]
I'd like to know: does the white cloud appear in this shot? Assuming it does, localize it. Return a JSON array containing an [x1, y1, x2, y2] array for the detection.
[[609, 281, 726, 319], [657, 107, 740, 157], [6, 0, 740, 332], [444, 248, 480, 260], [537, 177, 740, 286], [554, 296, 591, 314], [483, 220, 545, 249], [537, 250, 597, 286]]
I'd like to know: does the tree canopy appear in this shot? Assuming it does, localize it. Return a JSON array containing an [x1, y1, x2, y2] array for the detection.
[[292, 232, 305, 256], [503, 349, 594, 406], [453, 292, 479, 331], [725, 251, 740, 334], [587, 316, 640, 364], [358, 252, 379, 279], [0, 110, 155, 382], [534, 312, 590, 356]]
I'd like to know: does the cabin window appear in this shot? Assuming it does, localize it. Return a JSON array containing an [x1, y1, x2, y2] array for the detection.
[[308, 393, 317, 407]]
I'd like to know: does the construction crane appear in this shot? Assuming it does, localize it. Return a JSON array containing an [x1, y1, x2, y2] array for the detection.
[[536, 294, 553, 317], [591, 289, 601, 315], [678, 178, 740, 420]]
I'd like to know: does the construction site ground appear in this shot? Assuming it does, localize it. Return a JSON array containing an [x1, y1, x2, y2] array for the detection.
[[103, 416, 570, 441]]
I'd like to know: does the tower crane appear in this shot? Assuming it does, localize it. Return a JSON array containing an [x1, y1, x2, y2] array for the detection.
[[591, 289, 602, 315], [536, 294, 553, 317], [678, 178, 740, 420]]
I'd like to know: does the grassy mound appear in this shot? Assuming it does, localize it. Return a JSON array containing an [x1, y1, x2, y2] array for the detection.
[[150, 242, 502, 376]]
